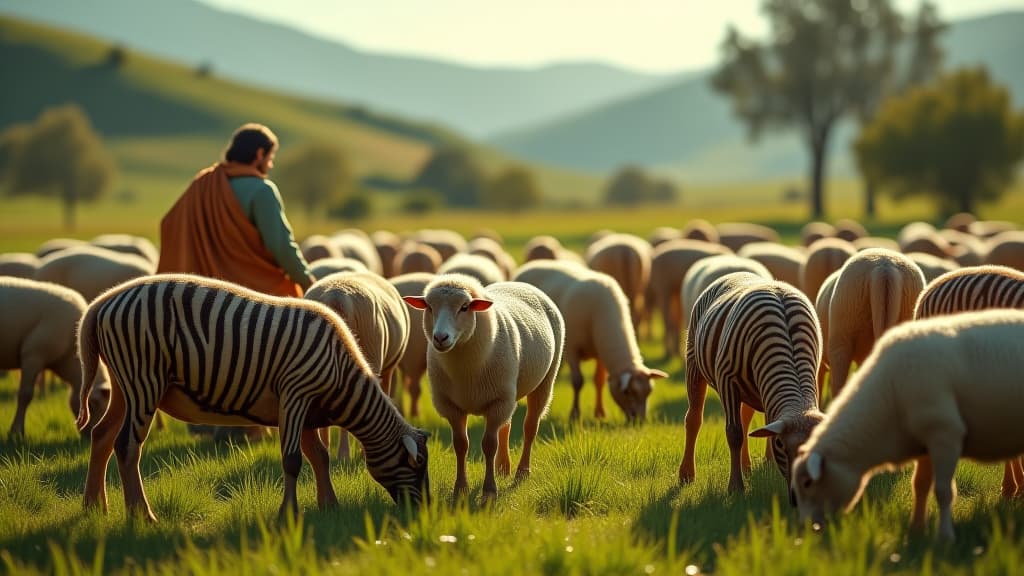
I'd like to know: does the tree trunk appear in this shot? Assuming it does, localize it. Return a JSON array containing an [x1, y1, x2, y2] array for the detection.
[[864, 180, 876, 219], [809, 136, 828, 220]]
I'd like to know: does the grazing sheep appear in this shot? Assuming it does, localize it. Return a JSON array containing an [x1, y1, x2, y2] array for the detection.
[[832, 219, 868, 243], [467, 236, 516, 281], [36, 237, 86, 259], [35, 245, 155, 302], [523, 234, 579, 263], [716, 222, 780, 252], [852, 236, 900, 252], [791, 310, 1024, 541], [984, 231, 1024, 271], [78, 274, 430, 521], [409, 229, 467, 262], [585, 233, 652, 334], [914, 265, 1024, 499], [309, 257, 370, 280], [905, 252, 958, 284], [679, 272, 824, 495], [737, 242, 807, 290], [800, 238, 855, 302], [305, 271, 410, 459], [389, 272, 435, 418], [824, 249, 925, 397], [330, 230, 383, 274], [681, 219, 719, 244], [372, 230, 402, 278], [91, 234, 159, 266], [395, 241, 443, 275], [0, 252, 40, 279], [801, 222, 836, 247], [646, 239, 732, 360], [404, 274, 564, 502], [648, 226, 683, 248], [2, 277, 109, 438], [681, 254, 772, 332], [438, 253, 505, 286], [513, 260, 667, 422], [901, 234, 954, 262], [301, 234, 342, 263], [936, 229, 987, 267]]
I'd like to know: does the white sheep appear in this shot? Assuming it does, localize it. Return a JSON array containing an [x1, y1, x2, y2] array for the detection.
[[523, 235, 580, 263], [301, 234, 342, 263], [715, 222, 780, 252], [395, 241, 443, 275], [823, 248, 925, 398], [513, 260, 667, 422], [404, 274, 564, 502], [905, 252, 959, 283], [833, 219, 868, 243], [736, 242, 807, 290], [409, 229, 467, 262], [330, 230, 383, 274], [305, 271, 410, 459], [813, 269, 841, 396], [791, 309, 1024, 541], [389, 272, 435, 418], [1, 277, 109, 438], [646, 239, 732, 360], [438, 253, 505, 286], [984, 230, 1024, 271], [648, 226, 683, 248], [800, 238, 855, 302], [34, 245, 156, 302], [681, 219, 719, 244], [309, 257, 370, 280], [681, 254, 772, 332], [851, 236, 900, 252], [801, 222, 836, 247], [584, 232, 652, 335], [372, 230, 402, 278], [0, 252, 40, 279], [36, 237, 86, 258], [91, 234, 159, 266], [467, 236, 516, 281]]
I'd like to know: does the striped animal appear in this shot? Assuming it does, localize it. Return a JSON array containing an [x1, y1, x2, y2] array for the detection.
[[679, 272, 824, 498], [77, 274, 430, 522], [914, 264, 1024, 500]]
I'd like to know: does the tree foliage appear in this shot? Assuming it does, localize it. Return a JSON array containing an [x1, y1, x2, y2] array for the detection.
[[413, 145, 485, 208], [2, 104, 116, 229], [483, 165, 542, 211], [711, 0, 945, 219], [855, 67, 1024, 216], [603, 165, 679, 207], [273, 141, 353, 220]]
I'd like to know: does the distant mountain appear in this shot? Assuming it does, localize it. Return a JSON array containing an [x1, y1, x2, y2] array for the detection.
[[0, 0, 677, 138], [490, 11, 1024, 181]]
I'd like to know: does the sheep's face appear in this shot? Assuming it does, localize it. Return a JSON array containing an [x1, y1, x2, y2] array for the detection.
[[369, 429, 431, 508], [610, 368, 668, 423], [791, 450, 863, 530], [403, 289, 492, 354], [750, 412, 826, 504]]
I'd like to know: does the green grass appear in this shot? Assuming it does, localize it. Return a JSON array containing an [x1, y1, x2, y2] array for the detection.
[[1, 319, 1022, 575]]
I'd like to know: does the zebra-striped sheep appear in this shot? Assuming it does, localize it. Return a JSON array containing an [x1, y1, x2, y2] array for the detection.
[[309, 257, 370, 280], [35, 245, 156, 302], [91, 234, 159, 266], [585, 233, 652, 334], [737, 242, 807, 290], [800, 238, 855, 303], [682, 219, 719, 244], [438, 253, 505, 286], [716, 222, 780, 252], [984, 231, 1024, 271], [301, 234, 342, 263], [0, 252, 40, 279], [679, 271, 824, 496], [2, 277, 110, 438], [395, 241, 443, 275], [467, 236, 516, 281], [403, 274, 564, 502], [791, 309, 1024, 541], [823, 249, 925, 398], [371, 230, 402, 278], [389, 272, 434, 418], [681, 254, 772, 332], [833, 219, 868, 243], [77, 274, 430, 521], [305, 271, 410, 459], [801, 222, 836, 247], [646, 239, 732, 360], [513, 260, 667, 422], [914, 265, 1024, 499]]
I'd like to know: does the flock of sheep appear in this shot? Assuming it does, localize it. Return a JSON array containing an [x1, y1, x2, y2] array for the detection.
[[1, 214, 1023, 540]]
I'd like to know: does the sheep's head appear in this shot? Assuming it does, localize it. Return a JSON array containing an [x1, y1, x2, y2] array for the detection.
[[403, 276, 492, 354], [749, 410, 826, 504], [367, 428, 431, 508], [609, 367, 668, 423], [790, 448, 865, 531]]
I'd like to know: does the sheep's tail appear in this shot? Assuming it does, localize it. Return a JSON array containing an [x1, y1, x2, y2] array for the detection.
[[76, 301, 102, 433], [870, 266, 903, 340]]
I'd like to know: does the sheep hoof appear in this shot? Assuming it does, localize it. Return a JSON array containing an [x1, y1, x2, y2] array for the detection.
[[496, 460, 512, 476], [480, 491, 497, 507], [514, 468, 530, 482]]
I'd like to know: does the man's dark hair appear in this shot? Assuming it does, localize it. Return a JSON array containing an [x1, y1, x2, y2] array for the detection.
[[224, 123, 278, 164]]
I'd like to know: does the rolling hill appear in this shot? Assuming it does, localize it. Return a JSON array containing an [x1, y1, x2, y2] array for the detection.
[[0, 0, 678, 139], [489, 11, 1024, 181]]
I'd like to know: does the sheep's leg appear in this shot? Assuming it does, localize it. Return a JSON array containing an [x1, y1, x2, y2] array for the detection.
[[593, 361, 607, 419], [928, 444, 961, 542], [1013, 458, 1024, 498], [84, 379, 126, 513], [480, 417, 502, 504], [449, 413, 470, 500], [114, 396, 160, 523], [1001, 458, 1023, 499], [679, 356, 706, 484], [739, 403, 754, 473], [301, 428, 338, 510], [277, 397, 313, 521], [723, 387, 746, 493], [568, 355, 585, 422], [496, 421, 512, 476], [318, 427, 331, 451], [337, 428, 352, 460], [827, 344, 851, 398], [380, 367, 395, 398], [517, 391, 547, 481], [407, 373, 422, 418], [911, 456, 933, 531], [9, 360, 43, 438]]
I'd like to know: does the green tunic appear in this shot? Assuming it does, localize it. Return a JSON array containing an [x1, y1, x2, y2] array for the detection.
[[229, 176, 313, 289]]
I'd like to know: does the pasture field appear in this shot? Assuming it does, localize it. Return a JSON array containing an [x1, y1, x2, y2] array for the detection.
[[1, 315, 1022, 575]]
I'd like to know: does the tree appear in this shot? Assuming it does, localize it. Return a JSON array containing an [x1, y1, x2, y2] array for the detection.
[[4, 104, 116, 229], [603, 165, 679, 206], [273, 141, 353, 220], [483, 165, 542, 211], [855, 67, 1024, 216], [711, 0, 945, 219], [413, 145, 485, 208]]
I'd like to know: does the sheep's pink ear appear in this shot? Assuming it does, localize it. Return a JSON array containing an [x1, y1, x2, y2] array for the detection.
[[403, 296, 429, 310], [749, 419, 786, 438], [469, 299, 493, 312]]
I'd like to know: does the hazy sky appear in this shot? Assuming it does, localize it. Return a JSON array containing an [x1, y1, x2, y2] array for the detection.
[[199, 0, 1023, 73]]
